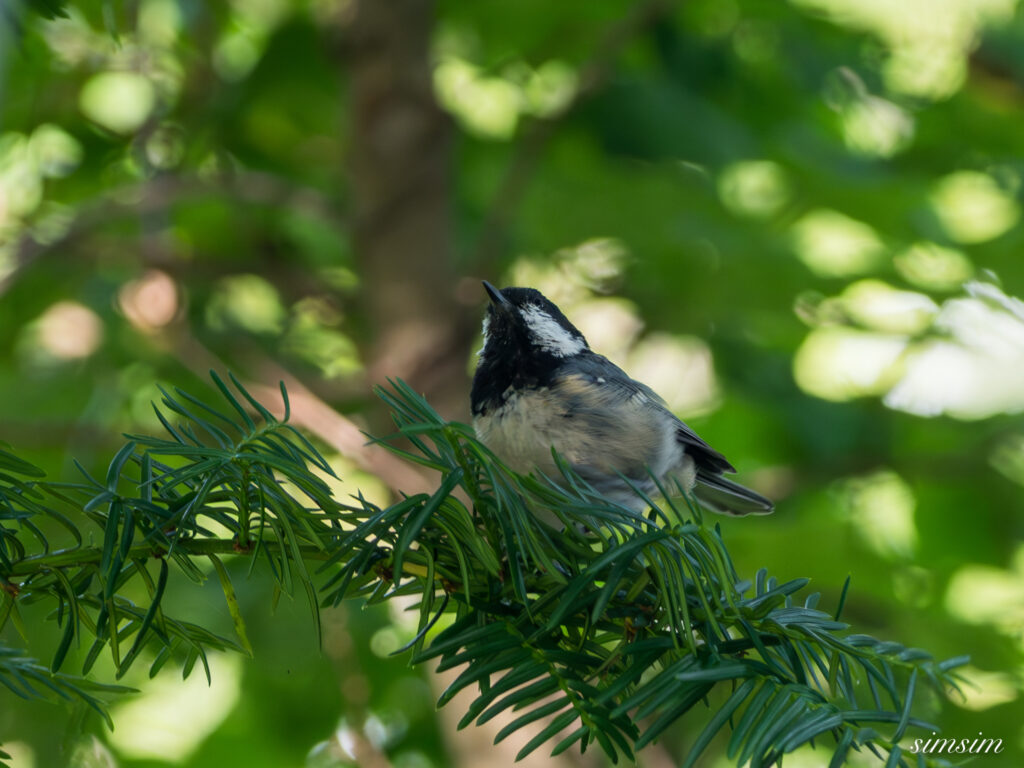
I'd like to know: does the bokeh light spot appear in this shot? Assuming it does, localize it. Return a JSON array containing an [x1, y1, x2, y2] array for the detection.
[[953, 667, 1019, 711], [108, 653, 242, 762], [883, 42, 965, 100], [281, 298, 363, 378], [568, 298, 644, 364], [119, 270, 180, 332], [369, 627, 403, 658], [434, 57, 521, 139], [0, 133, 43, 223], [791, 209, 886, 277], [213, 28, 264, 81], [212, 0, 290, 81], [838, 469, 917, 559], [790, 0, 1017, 100], [717, 160, 791, 219], [28, 124, 83, 178], [144, 123, 186, 169], [884, 340, 1019, 419], [893, 241, 974, 291], [945, 559, 1024, 628], [840, 95, 914, 158], [79, 72, 157, 135], [930, 171, 1021, 244], [205, 274, 286, 335], [839, 279, 938, 334], [506, 238, 629, 307], [626, 334, 721, 417], [1, 742, 34, 768], [563, 237, 628, 289], [35, 301, 104, 360], [70, 736, 117, 768], [138, 0, 183, 46], [884, 282, 1024, 418], [522, 60, 577, 117], [794, 327, 906, 401], [433, 45, 577, 140]]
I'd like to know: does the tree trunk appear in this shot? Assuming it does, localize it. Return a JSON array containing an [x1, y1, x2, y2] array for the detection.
[[347, 0, 472, 423]]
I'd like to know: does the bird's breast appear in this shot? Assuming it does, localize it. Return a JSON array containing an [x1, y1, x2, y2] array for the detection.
[[472, 377, 688, 489], [473, 387, 567, 476]]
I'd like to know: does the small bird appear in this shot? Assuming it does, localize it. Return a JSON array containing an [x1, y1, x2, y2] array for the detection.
[[470, 282, 773, 517]]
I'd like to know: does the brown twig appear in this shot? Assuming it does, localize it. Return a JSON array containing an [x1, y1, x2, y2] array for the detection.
[[167, 330, 436, 497]]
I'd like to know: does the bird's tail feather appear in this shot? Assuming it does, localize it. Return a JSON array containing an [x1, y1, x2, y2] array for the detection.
[[693, 473, 774, 517]]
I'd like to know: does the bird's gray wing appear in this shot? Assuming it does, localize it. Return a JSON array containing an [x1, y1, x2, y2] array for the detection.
[[566, 353, 772, 515], [567, 353, 735, 475], [549, 357, 666, 475]]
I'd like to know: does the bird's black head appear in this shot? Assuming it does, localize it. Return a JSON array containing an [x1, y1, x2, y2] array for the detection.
[[471, 282, 589, 415]]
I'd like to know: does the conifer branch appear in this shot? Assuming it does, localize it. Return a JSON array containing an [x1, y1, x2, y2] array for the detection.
[[0, 373, 967, 767]]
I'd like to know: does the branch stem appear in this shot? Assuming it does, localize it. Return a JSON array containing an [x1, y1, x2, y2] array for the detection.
[[7, 539, 329, 578]]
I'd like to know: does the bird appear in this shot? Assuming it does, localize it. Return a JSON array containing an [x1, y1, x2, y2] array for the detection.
[[470, 282, 773, 517]]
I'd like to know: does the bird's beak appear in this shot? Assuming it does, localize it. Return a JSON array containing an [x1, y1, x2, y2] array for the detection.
[[482, 281, 511, 308]]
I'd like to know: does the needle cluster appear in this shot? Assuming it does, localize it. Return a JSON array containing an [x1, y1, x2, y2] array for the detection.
[[0, 374, 967, 767]]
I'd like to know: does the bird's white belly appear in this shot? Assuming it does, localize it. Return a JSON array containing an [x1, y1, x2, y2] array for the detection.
[[474, 389, 564, 476]]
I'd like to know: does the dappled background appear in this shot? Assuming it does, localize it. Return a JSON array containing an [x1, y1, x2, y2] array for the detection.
[[2, 0, 1024, 766]]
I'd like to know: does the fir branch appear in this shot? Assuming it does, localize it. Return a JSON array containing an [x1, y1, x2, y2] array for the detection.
[[0, 646, 133, 728], [0, 373, 967, 767]]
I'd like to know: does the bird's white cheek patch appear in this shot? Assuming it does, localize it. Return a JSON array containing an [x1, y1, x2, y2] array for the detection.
[[477, 315, 490, 358], [520, 305, 586, 357]]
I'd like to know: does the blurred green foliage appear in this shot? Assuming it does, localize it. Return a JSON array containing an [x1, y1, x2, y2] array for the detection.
[[2, 0, 1024, 766]]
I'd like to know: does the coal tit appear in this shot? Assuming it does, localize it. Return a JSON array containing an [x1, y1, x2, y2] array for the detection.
[[470, 282, 773, 517]]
